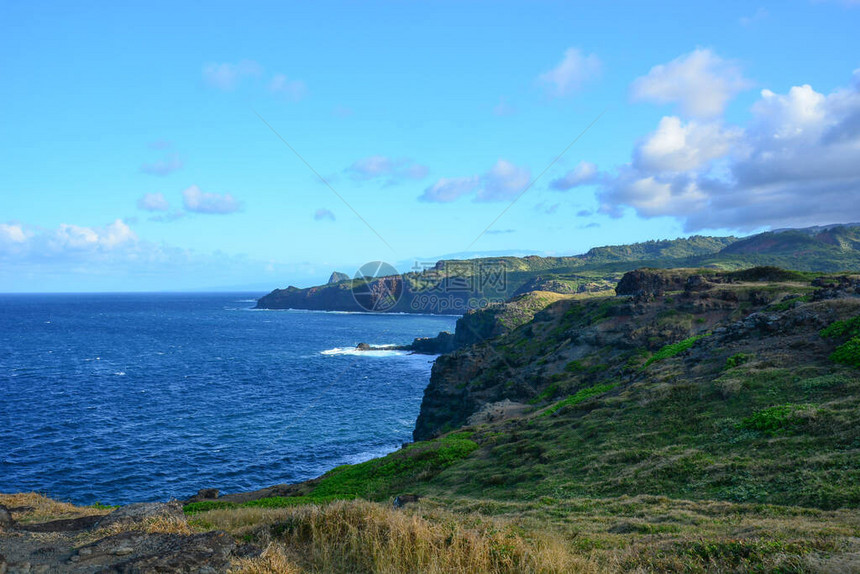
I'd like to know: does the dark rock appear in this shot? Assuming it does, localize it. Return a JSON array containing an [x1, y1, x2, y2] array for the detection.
[[96, 502, 184, 530], [0, 507, 12, 530], [393, 494, 421, 508], [17, 515, 102, 533], [72, 530, 235, 573], [198, 489, 219, 500]]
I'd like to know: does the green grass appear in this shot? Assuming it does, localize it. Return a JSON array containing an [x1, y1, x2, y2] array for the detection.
[[309, 433, 479, 500], [184, 495, 347, 514], [539, 383, 616, 417], [643, 334, 707, 367]]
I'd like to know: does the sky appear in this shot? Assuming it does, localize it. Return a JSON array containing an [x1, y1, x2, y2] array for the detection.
[[1, 0, 859, 292]]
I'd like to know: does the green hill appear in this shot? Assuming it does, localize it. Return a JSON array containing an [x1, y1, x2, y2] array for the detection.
[[256, 224, 860, 313]]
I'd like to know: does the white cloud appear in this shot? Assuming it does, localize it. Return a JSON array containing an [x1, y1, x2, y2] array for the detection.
[[0, 223, 27, 244], [631, 49, 752, 118], [346, 156, 428, 184], [99, 220, 137, 248], [419, 176, 480, 202], [550, 161, 598, 190], [598, 71, 860, 231], [314, 208, 335, 221], [182, 185, 241, 214], [420, 160, 531, 203], [269, 73, 307, 100], [137, 192, 170, 212], [141, 154, 183, 176], [0, 220, 137, 257], [477, 160, 531, 201], [202, 59, 263, 90], [635, 117, 741, 172], [539, 48, 601, 97]]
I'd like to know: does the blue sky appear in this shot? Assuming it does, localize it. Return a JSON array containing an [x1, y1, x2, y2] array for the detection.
[[1, 0, 859, 291]]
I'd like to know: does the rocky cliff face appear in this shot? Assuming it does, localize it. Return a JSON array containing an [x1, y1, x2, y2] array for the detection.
[[413, 267, 860, 441]]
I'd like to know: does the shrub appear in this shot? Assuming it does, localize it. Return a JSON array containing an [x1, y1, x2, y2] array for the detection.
[[740, 404, 810, 435], [830, 337, 860, 368], [820, 315, 860, 339], [821, 315, 860, 368], [725, 353, 751, 369]]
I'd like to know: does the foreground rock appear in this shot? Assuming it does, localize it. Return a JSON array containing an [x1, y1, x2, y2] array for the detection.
[[0, 501, 254, 573]]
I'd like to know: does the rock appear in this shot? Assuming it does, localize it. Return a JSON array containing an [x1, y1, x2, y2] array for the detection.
[[72, 530, 236, 573], [198, 489, 219, 500], [96, 502, 183, 530], [17, 515, 101, 533], [393, 494, 421, 508], [0, 507, 13, 530], [328, 271, 350, 284]]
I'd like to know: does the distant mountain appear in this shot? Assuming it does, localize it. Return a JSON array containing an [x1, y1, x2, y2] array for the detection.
[[255, 224, 860, 313]]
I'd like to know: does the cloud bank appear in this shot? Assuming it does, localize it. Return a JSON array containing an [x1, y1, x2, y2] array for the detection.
[[598, 69, 860, 231]]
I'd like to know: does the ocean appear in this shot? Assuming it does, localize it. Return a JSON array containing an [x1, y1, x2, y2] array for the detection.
[[0, 293, 457, 505]]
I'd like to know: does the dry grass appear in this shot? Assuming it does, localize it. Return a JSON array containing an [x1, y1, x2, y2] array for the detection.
[[231, 543, 304, 574], [195, 496, 860, 574], [0, 492, 110, 523], [206, 499, 596, 574]]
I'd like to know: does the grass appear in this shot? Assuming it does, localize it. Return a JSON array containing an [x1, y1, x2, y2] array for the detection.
[[307, 433, 479, 500], [643, 334, 707, 368], [203, 496, 859, 573], [539, 383, 616, 417]]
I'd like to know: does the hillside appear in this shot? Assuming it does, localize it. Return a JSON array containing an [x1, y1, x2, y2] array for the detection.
[[255, 224, 860, 314], [153, 266, 860, 572]]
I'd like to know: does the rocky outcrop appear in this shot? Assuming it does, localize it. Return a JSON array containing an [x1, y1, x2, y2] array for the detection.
[[413, 267, 859, 441], [328, 271, 350, 284], [0, 502, 256, 573]]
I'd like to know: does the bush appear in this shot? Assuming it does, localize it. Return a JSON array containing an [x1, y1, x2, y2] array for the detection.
[[830, 337, 860, 368], [740, 404, 809, 435], [820, 315, 860, 339], [821, 315, 860, 368], [725, 353, 751, 369]]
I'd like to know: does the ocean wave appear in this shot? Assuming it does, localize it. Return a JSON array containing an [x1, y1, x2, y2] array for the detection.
[[320, 347, 409, 357]]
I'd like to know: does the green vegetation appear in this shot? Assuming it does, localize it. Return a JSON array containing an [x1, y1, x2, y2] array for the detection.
[[822, 314, 860, 368], [740, 404, 810, 434], [643, 334, 707, 367], [821, 315, 860, 338], [184, 495, 347, 514], [539, 383, 616, 417], [308, 433, 479, 500], [831, 337, 860, 368], [725, 353, 751, 369]]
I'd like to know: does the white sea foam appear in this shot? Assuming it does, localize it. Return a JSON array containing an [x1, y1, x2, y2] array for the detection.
[[320, 347, 409, 357]]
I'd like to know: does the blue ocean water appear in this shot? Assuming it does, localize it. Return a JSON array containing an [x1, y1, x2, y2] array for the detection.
[[0, 293, 456, 505]]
